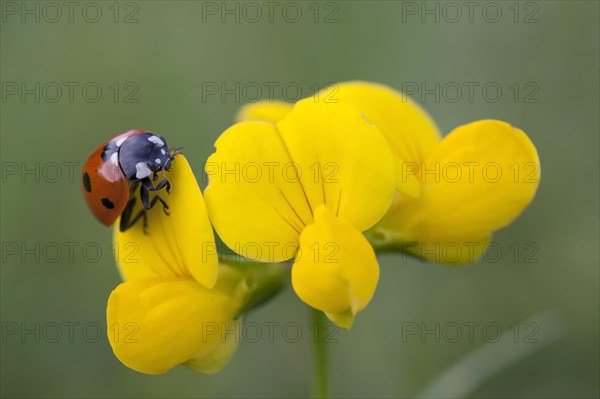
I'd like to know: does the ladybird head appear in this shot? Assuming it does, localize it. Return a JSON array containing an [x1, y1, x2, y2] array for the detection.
[[163, 147, 183, 172], [118, 133, 176, 181]]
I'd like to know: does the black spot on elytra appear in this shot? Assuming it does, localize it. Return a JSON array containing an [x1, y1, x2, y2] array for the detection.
[[83, 172, 92, 192], [101, 198, 115, 209]]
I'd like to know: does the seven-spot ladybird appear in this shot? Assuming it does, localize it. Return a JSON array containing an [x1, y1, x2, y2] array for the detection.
[[82, 130, 181, 232]]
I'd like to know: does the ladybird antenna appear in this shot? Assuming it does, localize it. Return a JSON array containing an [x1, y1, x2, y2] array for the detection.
[[170, 146, 183, 158]]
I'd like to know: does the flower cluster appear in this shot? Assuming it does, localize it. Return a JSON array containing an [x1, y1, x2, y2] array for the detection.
[[104, 81, 540, 374]]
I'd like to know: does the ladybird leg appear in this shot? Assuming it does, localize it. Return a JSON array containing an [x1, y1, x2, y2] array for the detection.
[[140, 180, 170, 215], [139, 181, 151, 209], [154, 196, 170, 215], [119, 197, 148, 233], [153, 178, 170, 192], [154, 174, 172, 194], [119, 198, 137, 231], [162, 175, 173, 194], [120, 210, 148, 234], [140, 177, 166, 191], [143, 195, 170, 216], [142, 175, 172, 194], [140, 177, 156, 192]]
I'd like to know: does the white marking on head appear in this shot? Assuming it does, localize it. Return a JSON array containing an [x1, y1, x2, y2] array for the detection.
[[109, 152, 119, 164], [135, 162, 152, 179], [115, 137, 128, 147], [155, 158, 162, 164], [161, 149, 166, 155], [148, 136, 164, 146]]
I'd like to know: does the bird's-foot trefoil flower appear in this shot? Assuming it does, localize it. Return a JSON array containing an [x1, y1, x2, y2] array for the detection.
[[204, 99, 397, 328], [236, 81, 541, 264], [108, 156, 285, 374]]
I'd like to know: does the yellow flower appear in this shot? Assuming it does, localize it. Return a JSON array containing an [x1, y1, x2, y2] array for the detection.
[[236, 81, 541, 264], [108, 156, 242, 374], [204, 99, 396, 328]]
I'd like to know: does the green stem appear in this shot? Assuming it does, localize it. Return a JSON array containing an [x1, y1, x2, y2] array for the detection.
[[312, 308, 329, 399]]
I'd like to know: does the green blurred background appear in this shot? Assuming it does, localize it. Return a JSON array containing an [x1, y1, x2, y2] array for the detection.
[[1, 1, 598, 397]]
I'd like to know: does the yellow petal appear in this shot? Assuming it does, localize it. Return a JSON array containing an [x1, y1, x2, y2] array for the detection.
[[204, 121, 309, 262], [276, 98, 396, 231], [205, 101, 396, 262], [114, 156, 218, 288], [395, 162, 423, 198], [317, 81, 442, 196], [236, 100, 293, 123], [291, 206, 379, 329], [106, 277, 240, 374], [377, 120, 540, 263], [185, 318, 242, 374]]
